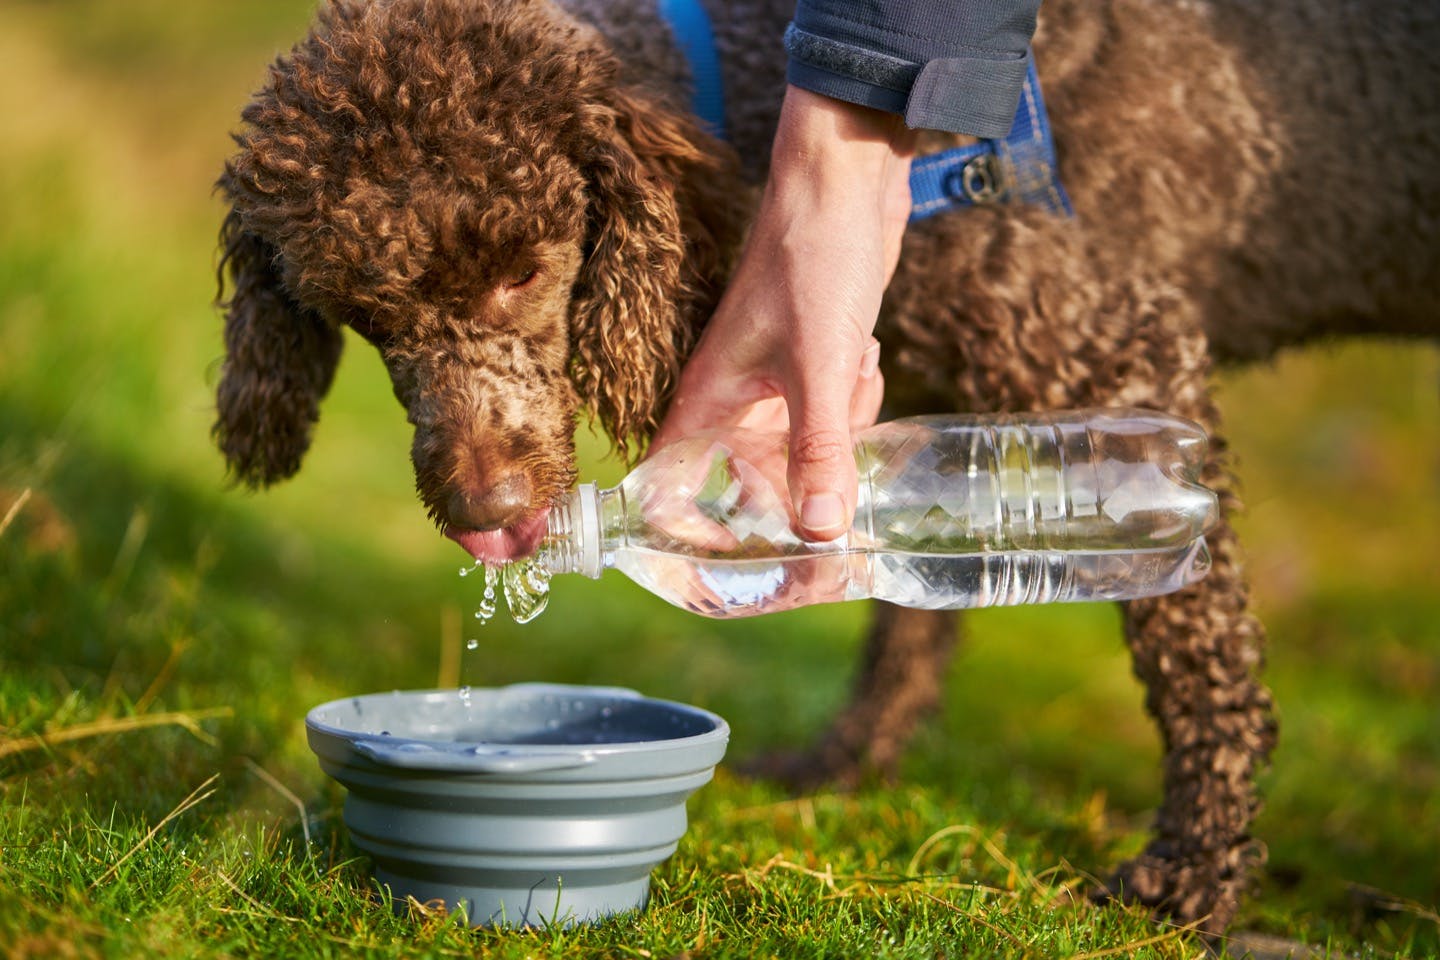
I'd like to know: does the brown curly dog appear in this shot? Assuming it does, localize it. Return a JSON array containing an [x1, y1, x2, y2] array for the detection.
[[214, 0, 1439, 934]]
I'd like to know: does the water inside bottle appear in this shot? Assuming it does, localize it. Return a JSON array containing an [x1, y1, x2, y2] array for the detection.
[[610, 539, 1211, 618]]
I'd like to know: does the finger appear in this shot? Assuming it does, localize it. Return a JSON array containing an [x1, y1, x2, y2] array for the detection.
[[786, 353, 864, 542], [848, 339, 884, 432]]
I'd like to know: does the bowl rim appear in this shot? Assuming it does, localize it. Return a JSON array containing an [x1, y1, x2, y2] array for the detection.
[[305, 683, 730, 768]]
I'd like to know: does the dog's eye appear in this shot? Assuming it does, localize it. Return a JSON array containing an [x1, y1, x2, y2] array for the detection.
[[502, 268, 539, 290]]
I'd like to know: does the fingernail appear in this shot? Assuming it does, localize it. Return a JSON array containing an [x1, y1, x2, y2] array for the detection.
[[859, 342, 880, 378], [801, 492, 846, 534]]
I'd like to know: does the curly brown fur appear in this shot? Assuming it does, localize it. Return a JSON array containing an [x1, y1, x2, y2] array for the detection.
[[215, 214, 343, 486], [214, 0, 1438, 936], [866, 0, 1433, 932], [216, 0, 746, 539]]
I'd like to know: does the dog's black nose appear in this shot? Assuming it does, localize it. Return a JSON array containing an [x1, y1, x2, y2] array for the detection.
[[447, 474, 533, 531]]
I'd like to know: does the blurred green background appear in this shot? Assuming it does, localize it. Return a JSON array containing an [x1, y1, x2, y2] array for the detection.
[[2, 1, 1437, 954]]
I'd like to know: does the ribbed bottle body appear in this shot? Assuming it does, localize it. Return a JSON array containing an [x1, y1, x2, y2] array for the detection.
[[607, 541, 1209, 618], [854, 409, 1214, 554], [544, 409, 1218, 619]]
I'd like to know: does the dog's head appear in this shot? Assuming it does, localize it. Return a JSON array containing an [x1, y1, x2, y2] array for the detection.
[[214, 0, 742, 561]]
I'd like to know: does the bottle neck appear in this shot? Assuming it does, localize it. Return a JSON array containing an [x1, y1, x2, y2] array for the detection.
[[541, 482, 605, 578]]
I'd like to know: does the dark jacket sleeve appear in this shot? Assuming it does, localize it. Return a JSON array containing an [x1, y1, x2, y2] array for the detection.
[[784, 0, 1041, 138]]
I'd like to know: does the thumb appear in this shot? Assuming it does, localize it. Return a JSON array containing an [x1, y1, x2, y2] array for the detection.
[[786, 359, 863, 542]]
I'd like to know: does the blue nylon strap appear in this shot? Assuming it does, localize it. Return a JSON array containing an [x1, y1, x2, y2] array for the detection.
[[656, 0, 728, 139], [656, 1, 1069, 221], [908, 56, 1073, 221]]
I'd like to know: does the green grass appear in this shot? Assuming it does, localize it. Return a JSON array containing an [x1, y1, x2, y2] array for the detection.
[[2, 2, 1437, 957]]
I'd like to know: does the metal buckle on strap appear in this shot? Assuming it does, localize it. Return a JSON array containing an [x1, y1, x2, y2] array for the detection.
[[957, 154, 1004, 204], [908, 56, 1073, 222]]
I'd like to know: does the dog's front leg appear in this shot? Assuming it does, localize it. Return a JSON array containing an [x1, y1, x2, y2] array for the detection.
[[1104, 504, 1278, 935]]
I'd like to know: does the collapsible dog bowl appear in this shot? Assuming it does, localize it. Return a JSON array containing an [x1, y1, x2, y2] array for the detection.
[[306, 683, 728, 928]]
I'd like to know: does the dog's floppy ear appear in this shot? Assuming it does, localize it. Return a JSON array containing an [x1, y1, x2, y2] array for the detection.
[[568, 88, 721, 461], [213, 210, 343, 488]]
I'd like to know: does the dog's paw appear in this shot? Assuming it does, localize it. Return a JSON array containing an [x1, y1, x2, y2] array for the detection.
[[1093, 850, 1242, 939]]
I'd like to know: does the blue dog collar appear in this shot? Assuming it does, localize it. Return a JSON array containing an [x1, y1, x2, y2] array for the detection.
[[657, 0, 728, 138], [908, 56, 1073, 221], [657, 0, 1070, 220]]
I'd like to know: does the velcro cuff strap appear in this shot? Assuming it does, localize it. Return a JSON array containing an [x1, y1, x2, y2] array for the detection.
[[783, 24, 917, 95], [905, 50, 1030, 139]]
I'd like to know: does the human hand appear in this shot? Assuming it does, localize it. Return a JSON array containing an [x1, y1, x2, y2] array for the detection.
[[628, 430, 861, 617], [650, 86, 917, 540]]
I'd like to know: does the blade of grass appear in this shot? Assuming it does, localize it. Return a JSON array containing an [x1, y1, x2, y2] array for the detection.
[[918, 891, 1029, 950], [908, 823, 1035, 894], [240, 757, 311, 848], [0, 707, 232, 760], [91, 773, 219, 887], [133, 638, 191, 714], [1069, 917, 1205, 960], [102, 504, 150, 598], [0, 486, 33, 539]]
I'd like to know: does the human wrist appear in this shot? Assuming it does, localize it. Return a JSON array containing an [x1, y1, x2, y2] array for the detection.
[[766, 86, 917, 208]]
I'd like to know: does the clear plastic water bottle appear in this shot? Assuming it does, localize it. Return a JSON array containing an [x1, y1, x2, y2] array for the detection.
[[540, 408, 1219, 618]]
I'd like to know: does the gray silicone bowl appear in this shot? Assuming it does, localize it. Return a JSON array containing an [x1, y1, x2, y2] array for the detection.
[[306, 683, 729, 928]]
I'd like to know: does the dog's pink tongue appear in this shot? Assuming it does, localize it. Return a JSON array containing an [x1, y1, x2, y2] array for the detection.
[[445, 510, 551, 564]]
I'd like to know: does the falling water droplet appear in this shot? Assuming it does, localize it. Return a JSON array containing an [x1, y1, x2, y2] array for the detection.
[[473, 565, 499, 623], [464, 558, 553, 626], [458, 685, 472, 706], [503, 557, 552, 624], [465, 638, 479, 651]]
